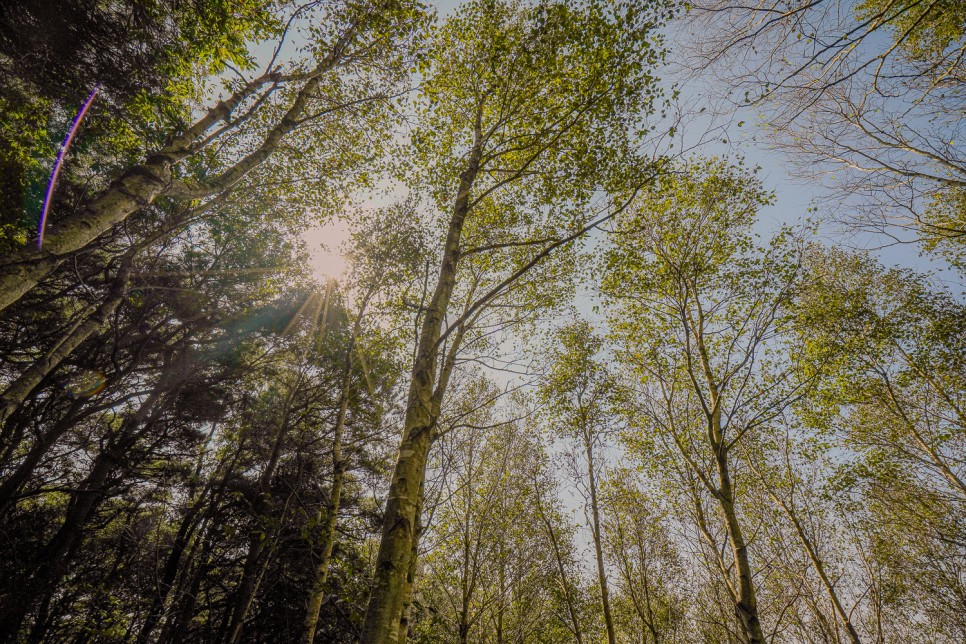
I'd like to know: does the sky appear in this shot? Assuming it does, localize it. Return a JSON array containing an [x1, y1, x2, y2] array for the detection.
[[288, 0, 960, 567], [299, 0, 951, 286]]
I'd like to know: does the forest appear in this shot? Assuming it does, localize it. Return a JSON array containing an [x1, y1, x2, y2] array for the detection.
[[0, 0, 963, 642]]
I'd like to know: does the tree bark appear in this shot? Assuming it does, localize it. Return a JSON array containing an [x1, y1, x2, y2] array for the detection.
[[714, 447, 765, 644], [359, 140, 482, 643], [0, 256, 133, 428], [395, 481, 424, 643], [583, 433, 618, 644]]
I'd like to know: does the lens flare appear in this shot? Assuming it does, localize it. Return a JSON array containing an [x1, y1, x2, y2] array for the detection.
[[38, 85, 100, 249], [63, 369, 107, 399]]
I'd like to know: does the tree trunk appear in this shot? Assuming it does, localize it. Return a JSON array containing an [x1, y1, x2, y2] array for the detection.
[[222, 378, 298, 643], [395, 484, 424, 644], [359, 140, 482, 643], [533, 473, 584, 644], [158, 522, 218, 644], [692, 315, 765, 644], [300, 458, 344, 643], [135, 489, 213, 644], [751, 465, 862, 644], [223, 534, 270, 644], [0, 257, 133, 428], [637, 535, 661, 644], [584, 434, 617, 644], [714, 449, 765, 644], [302, 291, 370, 643]]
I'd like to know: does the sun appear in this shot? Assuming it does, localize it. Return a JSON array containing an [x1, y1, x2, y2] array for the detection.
[[304, 219, 350, 280]]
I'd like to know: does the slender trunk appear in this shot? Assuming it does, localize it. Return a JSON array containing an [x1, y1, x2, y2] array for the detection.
[[615, 519, 659, 644], [496, 545, 506, 644], [360, 140, 482, 643], [158, 522, 218, 644], [223, 535, 270, 644], [395, 481, 424, 644], [637, 535, 660, 644], [139, 425, 233, 643], [222, 380, 297, 643], [714, 449, 765, 644], [300, 457, 345, 643], [302, 291, 371, 643], [752, 467, 861, 644], [690, 310, 765, 644], [299, 434, 344, 634], [225, 476, 302, 644], [135, 490, 212, 644], [584, 435, 617, 644], [459, 441, 476, 644], [0, 257, 133, 428], [533, 475, 584, 644]]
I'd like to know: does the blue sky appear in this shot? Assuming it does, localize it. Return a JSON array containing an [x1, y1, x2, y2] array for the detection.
[[295, 0, 954, 289]]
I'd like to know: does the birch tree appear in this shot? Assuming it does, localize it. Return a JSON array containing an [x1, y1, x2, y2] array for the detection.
[[0, 0, 428, 313], [796, 247, 966, 638], [684, 0, 965, 254], [603, 158, 806, 643], [541, 321, 619, 644], [361, 0, 673, 639]]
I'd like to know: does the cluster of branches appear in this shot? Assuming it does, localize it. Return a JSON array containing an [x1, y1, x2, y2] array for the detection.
[[683, 0, 965, 257]]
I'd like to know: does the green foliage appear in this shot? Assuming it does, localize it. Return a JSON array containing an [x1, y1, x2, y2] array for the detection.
[[855, 0, 966, 62]]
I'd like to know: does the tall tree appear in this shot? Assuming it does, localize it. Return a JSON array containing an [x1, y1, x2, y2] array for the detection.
[[540, 322, 619, 644], [685, 0, 965, 256], [795, 246, 966, 638], [603, 158, 806, 643], [0, 0, 429, 313], [360, 1, 672, 638]]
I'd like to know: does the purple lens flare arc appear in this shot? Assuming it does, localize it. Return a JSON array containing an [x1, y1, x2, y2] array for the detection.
[[37, 84, 100, 249]]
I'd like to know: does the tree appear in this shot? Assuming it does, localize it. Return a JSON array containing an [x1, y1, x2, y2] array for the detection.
[[602, 470, 689, 644], [360, 0, 672, 639], [0, 0, 280, 233], [412, 393, 591, 643], [685, 0, 965, 256], [603, 158, 805, 643], [0, 0, 429, 313], [302, 205, 426, 643], [540, 321, 619, 644], [795, 246, 966, 638]]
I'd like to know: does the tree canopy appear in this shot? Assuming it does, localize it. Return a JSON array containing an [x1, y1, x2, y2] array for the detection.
[[0, 0, 964, 642]]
